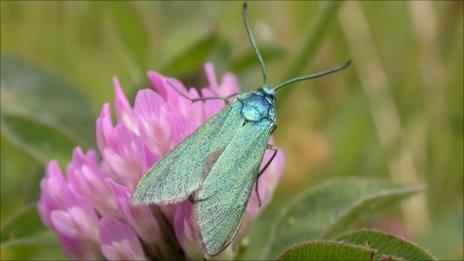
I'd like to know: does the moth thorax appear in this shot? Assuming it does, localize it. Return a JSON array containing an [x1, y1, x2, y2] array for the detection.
[[241, 93, 273, 122]]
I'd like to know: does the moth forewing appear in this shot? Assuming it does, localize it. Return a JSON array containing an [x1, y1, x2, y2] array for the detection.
[[132, 101, 244, 205], [193, 119, 275, 256]]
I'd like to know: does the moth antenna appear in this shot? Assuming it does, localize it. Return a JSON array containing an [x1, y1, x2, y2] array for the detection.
[[243, 2, 269, 85], [273, 60, 352, 91]]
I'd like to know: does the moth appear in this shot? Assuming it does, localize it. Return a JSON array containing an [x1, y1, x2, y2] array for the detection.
[[132, 3, 350, 257]]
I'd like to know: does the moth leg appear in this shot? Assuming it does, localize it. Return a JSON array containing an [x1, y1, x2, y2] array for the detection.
[[270, 124, 278, 135], [188, 194, 207, 204], [255, 178, 262, 207], [188, 194, 196, 203], [258, 147, 278, 179], [255, 148, 279, 207], [167, 81, 237, 103], [266, 144, 278, 151], [203, 88, 239, 104], [184, 93, 238, 103], [223, 93, 239, 104]]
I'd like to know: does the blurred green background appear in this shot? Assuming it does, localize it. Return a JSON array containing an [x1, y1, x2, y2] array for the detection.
[[1, 1, 462, 260]]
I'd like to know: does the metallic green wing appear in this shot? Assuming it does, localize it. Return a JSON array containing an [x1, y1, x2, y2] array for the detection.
[[193, 119, 274, 256], [132, 100, 245, 205]]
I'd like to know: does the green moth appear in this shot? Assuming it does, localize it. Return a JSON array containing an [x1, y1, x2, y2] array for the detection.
[[132, 3, 351, 257]]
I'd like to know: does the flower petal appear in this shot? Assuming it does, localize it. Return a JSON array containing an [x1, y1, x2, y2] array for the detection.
[[51, 210, 79, 238], [113, 77, 137, 133], [67, 147, 115, 216], [101, 122, 157, 188], [96, 103, 113, 152], [107, 179, 168, 257], [220, 72, 241, 97], [201, 88, 226, 118], [99, 216, 146, 260], [37, 160, 66, 229], [174, 201, 202, 260], [204, 62, 219, 94]]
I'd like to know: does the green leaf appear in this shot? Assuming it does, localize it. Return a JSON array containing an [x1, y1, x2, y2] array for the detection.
[[261, 178, 422, 259], [1, 113, 78, 166], [278, 240, 374, 261], [157, 25, 218, 76], [0, 202, 37, 233], [337, 229, 437, 261], [0, 202, 65, 260], [0, 231, 59, 249], [421, 206, 463, 260], [1, 55, 94, 145], [0, 202, 47, 243], [0, 134, 41, 219], [0, 228, 64, 260]]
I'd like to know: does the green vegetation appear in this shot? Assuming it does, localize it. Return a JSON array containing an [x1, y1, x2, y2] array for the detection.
[[1, 2, 462, 260]]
